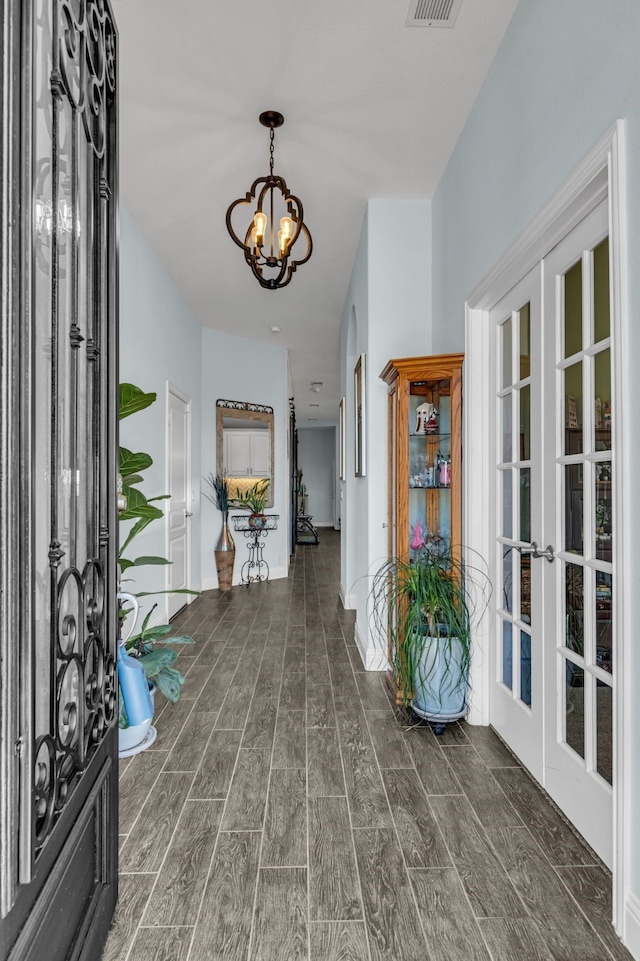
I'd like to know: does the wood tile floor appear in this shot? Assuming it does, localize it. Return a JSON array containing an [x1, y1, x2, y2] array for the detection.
[[105, 530, 632, 961]]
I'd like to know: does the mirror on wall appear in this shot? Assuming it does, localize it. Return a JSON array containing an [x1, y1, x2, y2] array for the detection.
[[216, 399, 274, 507]]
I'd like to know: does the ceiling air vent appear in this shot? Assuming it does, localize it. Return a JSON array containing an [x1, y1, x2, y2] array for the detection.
[[406, 0, 463, 28]]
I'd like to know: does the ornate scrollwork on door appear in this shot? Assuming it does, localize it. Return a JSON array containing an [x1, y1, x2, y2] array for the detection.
[[34, 559, 115, 852]]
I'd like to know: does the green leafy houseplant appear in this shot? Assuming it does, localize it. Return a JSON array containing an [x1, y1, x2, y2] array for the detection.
[[118, 383, 197, 716], [232, 478, 269, 516], [370, 537, 490, 729]]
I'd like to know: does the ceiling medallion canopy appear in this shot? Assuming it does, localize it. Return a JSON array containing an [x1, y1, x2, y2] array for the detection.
[[225, 111, 312, 290]]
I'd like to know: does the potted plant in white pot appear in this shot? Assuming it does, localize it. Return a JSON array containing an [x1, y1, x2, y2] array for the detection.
[[370, 536, 490, 733]]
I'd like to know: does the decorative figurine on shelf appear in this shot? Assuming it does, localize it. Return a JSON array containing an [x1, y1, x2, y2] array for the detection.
[[415, 402, 438, 435], [410, 520, 425, 553]]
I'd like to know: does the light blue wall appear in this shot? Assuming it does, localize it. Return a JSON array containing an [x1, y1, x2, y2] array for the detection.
[[430, 0, 640, 921], [340, 200, 432, 663], [200, 327, 290, 588], [298, 428, 335, 526], [119, 204, 202, 624], [433, 0, 640, 348]]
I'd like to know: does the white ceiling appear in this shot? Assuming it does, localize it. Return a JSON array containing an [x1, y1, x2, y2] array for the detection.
[[115, 0, 518, 425]]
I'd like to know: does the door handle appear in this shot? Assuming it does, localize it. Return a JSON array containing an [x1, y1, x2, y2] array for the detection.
[[185, 511, 193, 517], [518, 541, 555, 563]]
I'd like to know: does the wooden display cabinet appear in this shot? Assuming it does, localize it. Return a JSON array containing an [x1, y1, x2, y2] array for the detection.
[[380, 353, 464, 570]]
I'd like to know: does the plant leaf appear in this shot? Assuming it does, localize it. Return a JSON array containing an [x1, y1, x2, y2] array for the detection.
[[119, 383, 157, 420], [121, 485, 148, 511], [120, 447, 153, 476], [139, 648, 178, 673], [118, 502, 164, 523], [119, 515, 156, 554], [154, 666, 185, 703]]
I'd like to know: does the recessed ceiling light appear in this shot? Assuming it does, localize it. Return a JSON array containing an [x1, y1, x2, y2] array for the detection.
[[270, 325, 281, 333], [308, 418, 318, 421], [311, 381, 323, 387], [310, 386, 321, 393], [309, 403, 320, 407]]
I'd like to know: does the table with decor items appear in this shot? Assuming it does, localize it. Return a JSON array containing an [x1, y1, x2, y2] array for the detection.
[[232, 514, 279, 585]]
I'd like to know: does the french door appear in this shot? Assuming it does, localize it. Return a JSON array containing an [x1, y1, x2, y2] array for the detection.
[[1, 2, 119, 958], [491, 200, 614, 867]]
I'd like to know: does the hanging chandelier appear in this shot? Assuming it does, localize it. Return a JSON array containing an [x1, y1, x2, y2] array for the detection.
[[225, 111, 312, 290]]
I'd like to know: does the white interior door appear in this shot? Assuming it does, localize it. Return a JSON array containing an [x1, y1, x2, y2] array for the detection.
[[167, 388, 191, 620], [542, 201, 613, 867], [491, 267, 544, 780], [491, 200, 614, 867]]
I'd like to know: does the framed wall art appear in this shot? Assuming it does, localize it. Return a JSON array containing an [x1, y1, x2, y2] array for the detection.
[[354, 354, 366, 477]]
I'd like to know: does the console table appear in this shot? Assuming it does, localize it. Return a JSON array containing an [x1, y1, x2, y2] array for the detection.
[[232, 514, 279, 585]]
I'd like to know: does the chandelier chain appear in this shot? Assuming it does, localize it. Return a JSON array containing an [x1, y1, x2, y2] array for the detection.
[[269, 127, 275, 176]]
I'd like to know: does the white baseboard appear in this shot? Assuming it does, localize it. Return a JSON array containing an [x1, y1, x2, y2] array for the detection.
[[200, 566, 288, 593], [339, 584, 357, 610], [624, 892, 640, 959], [354, 619, 389, 672]]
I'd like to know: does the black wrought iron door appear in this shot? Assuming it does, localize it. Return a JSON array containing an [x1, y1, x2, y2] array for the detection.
[[0, 2, 119, 959]]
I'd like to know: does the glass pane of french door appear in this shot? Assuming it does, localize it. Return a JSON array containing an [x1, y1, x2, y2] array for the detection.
[[543, 200, 613, 868]]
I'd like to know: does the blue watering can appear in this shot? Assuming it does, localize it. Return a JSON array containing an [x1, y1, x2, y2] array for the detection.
[[117, 592, 153, 727]]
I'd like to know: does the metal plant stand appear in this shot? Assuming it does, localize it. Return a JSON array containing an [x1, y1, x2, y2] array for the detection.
[[232, 514, 279, 585]]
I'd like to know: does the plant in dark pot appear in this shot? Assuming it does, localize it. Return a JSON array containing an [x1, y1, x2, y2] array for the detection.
[[370, 536, 490, 733], [203, 471, 235, 591], [232, 478, 270, 528]]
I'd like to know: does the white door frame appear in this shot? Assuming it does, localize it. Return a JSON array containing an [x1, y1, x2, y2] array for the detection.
[[166, 383, 193, 616], [464, 121, 629, 935]]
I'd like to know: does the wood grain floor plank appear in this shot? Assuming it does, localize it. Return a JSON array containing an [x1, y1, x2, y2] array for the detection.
[[193, 667, 236, 713], [127, 927, 192, 961], [409, 868, 491, 961], [381, 769, 451, 868], [242, 696, 278, 750], [477, 919, 554, 961], [150, 698, 195, 752], [554, 865, 633, 960], [367, 711, 413, 769], [214, 679, 257, 730], [189, 729, 243, 799], [329, 665, 360, 700], [272, 710, 307, 769], [404, 726, 462, 796], [487, 825, 620, 960], [336, 709, 392, 828], [118, 751, 166, 834], [249, 867, 308, 961], [307, 683, 336, 729], [355, 673, 391, 712], [119, 772, 192, 873], [429, 795, 526, 918], [262, 768, 307, 867], [307, 727, 345, 796], [190, 831, 261, 961], [309, 922, 370, 961], [102, 873, 155, 961], [163, 710, 217, 772], [352, 828, 427, 961], [442, 746, 523, 828], [309, 796, 362, 921], [220, 748, 271, 831], [492, 767, 598, 866], [280, 671, 307, 711], [141, 799, 223, 926], [461, 723, 520, 768]]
